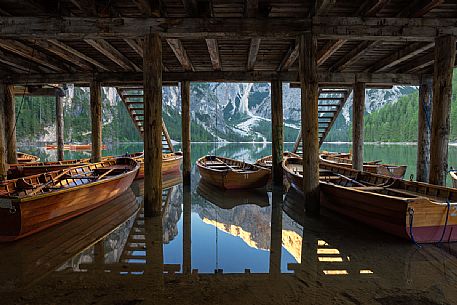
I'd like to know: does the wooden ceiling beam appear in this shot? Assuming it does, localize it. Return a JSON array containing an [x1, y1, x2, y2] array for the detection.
[[317, 39, 345, 66], [309, 0, 336, 17], [397, 0, 443, 17], [395, 52, 435, 73], [0, 39, 68, 72], [205, 39, 221, 71], [330, 41, 380, 72], [3, 71, 421, 86], [31, 40, 94, 71], [277, 42, 299, 72], [244, 0, 258, 17], [167, 39, 194, 71], [47, 39, 110, 71], [0, 48, 45, 73], [354, 0, 389, 17], [367, 42, 435, 72], [70, 0, 97, 16], [247, 38, 261, 71], [85, 39, 141, 72], [182, 0, 199, 16], [132, 0, 161, 17], [124, 38, 143, 58]]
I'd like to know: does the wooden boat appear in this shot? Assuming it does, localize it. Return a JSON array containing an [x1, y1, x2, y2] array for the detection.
[[0, 189, 139, 289], [255, 152, 300, 169], [7, 158, 90, 179], [282, 157, 339, 191], [0, 157, 139, 241], [319, 152, 407, 179], [16, 152, 40, 163], [197, 180, 270, 209], [319, 162, 457, 243], [450, 170, 457, 188], [197, 155, 270, 190], [45, 144, 107, 151], [123, 152, 183, 180]]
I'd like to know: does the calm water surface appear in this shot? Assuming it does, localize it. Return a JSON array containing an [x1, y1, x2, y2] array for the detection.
[[2, 143, 457, 304]]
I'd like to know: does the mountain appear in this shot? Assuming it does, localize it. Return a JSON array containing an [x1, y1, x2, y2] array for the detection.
[[14, 83, 417, 144]]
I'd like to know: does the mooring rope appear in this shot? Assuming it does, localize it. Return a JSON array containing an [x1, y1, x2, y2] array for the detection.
[[436, 199, 451, 245], [408, 207, 422, 249]]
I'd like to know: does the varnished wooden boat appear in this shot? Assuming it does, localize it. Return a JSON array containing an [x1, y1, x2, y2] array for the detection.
[[255, 152, 300, 169], [45, 144, 107, 151], [7, 158, 90, 179], [123, 152, 183, 180], [282, 157, 339, 191], [450, 170, 457, 188], [0, 157, 139, 241], [320, 152, 407, 179], [319, 162, 457, 243], [197, 155, 270, 190], [197, 180, 270, 209], [16, 152, 40, 163]]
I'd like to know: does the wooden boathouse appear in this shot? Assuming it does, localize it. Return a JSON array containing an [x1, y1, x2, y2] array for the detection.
[[0, 1, 455, 215]]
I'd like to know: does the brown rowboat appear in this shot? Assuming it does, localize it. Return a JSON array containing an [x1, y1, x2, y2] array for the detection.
[[7, 158, 90, 179], [254, 152, 300, 169], [197, 155, 270, 190], [0, 157, 139, 241], [45, 144, 107, 151], [16, 152, 40, 163], [124, 152, 183, 180]]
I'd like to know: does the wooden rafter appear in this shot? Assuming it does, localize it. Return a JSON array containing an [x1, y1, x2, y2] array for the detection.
[[205, 39, 221, 71], [277, 42, 298, 72], [132, 0, 161, 17], [354, 0, 389, 17], [167, 39, 194, 71], [367, 42, 435, 72], [330, 41, 380, 72], [70, 0, 97, 16], [309, 0, 336, 17], [247, 38, 261, 71], [85, 39, 141, 72], [0, 39, 68, 72], [395, 52, 434, 73], [397, 0, 443, 17], [0, 48, 45, 73], [124, 38, 143, 57], [317, 39, 345, 66]]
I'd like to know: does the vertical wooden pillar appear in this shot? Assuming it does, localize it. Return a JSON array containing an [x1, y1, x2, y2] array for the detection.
[[181, 81, 191, 185], [352, 82, 365, 171], [0, 85, 7, 180], [269, 186, 282, 276], [417, 78, 432, 182], [144, 33, 163, 217], [271, 80, 283, 185], [429, 35, 456, 186], [183, 185, 192, 274], [56, 88, 65, 161], [299, 33, 320, 214], [90, 80, 102, 163], [4, 84, 17, 164]]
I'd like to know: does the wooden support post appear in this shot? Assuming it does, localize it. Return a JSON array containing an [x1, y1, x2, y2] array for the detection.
[[56, 88, 65, 161], [429, 35, 456, 186], [181, 81, 191, 185], [90, 80, 102, 163], [4, 84, 17, 164], [416, 77, 432, 182], [269, 186, 282, 276], [271, 80, 283, 185], [183, 184, 192, 275], [299, 33, 320, 214], [0, 85, 6, 180], [143, 33, 163, 217], [352, 82, 365, 171]]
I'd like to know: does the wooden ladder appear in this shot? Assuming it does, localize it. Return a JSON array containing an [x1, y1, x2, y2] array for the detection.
[[293, 88, 352, 154], [116, 86, 174, 153]]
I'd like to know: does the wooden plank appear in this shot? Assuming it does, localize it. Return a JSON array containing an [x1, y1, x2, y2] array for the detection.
[[367, 42, 435, 72], [143, 33, 163, 216], [56, 88, 65, 161], [429, 35, 456, 186], [0, 84, 7, 179], [397, 0, 444, 17], [85, 39, 141, 72], [90, 79, 102, 163], [330, 41, 380, 72], [354, 0, 389, 16], [416, 77, 432, 182], [132, 0, 161, 17], [271, 79, 283, 185], [181, 80, 191, 184], [277, 41, 299, 72], [299, 33, 320, 214], [395, 52, 434, 73], [70, 0, 97, 16], [205, 39, 221, 71], [247, 38, 261, 71], [31, 40, 93, 71], [244, 0, 258, 17], [352, 82, 365, 170], [317, 39, 345, 66], [124, 38, 144, 58], [309, 0, 336, 17], [166, 39, 194, 71], [0, 39, 68, 72], [319, 89, 351, 146], [0, 48, 44, 73]]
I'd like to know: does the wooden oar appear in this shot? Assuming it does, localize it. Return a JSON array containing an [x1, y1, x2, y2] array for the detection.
[[95, 168, 115, 180], [28, 168, 74, 196]]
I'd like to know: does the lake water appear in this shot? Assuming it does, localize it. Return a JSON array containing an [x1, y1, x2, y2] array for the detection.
[[2, 142, 457, 304]]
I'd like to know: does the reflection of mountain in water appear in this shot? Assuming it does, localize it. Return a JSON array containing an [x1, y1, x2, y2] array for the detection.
[[162, 186, 183, 244]]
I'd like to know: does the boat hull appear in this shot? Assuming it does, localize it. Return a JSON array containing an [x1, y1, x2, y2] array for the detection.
[[133, 152, 182, 180], [0, 161, 138, 241]]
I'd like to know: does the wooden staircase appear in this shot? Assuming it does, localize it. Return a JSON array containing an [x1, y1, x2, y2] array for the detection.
[[293, 88, 352, 154], [116, 86, 174, 153]]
